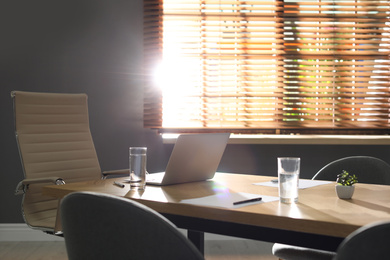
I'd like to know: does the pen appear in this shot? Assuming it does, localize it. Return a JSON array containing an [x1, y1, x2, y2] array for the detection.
[[113, 181, 125, 188], [233, 197, 262, 205]]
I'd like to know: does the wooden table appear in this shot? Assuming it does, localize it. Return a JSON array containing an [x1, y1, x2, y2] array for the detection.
[[43, 173, 390, 253]]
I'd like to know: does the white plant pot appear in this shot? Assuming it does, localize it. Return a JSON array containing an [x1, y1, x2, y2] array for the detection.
[[336, 185, 355, 199]]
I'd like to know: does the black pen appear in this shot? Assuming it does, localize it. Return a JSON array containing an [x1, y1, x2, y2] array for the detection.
[[233, 197, 262, 205], [113, 181, 125, 188]]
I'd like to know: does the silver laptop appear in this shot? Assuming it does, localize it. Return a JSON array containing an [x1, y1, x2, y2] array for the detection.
[[146, 133, 230, 186]]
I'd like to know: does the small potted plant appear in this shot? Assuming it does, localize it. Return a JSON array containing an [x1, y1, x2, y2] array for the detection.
[[335, 170, 358, 199]]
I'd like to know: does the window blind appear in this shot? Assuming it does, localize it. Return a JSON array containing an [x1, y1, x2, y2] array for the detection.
[[143, 0, 390, 134]]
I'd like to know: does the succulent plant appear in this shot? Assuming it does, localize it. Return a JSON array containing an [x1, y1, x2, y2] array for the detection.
[[336, 170, 358, 186]]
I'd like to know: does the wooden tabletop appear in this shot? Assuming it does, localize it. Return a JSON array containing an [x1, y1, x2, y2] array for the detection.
[[43, 172, 390, 240]]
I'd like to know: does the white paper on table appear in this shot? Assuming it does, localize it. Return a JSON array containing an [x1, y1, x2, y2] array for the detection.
[[253, 179, 332, 189], [180, 192, 279, 209]]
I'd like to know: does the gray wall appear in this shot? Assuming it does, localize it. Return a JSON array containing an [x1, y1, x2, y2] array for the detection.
[[1, 0, 389, 223]]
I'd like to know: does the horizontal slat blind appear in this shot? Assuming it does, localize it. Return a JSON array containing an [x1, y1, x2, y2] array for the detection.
[[144, 0, 390, 134]]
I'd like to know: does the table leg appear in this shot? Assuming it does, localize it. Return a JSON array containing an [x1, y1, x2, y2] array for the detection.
[[188, 230, 204, 255]]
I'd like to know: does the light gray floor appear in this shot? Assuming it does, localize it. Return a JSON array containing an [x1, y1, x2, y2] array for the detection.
[[0, 240, 277, 260]]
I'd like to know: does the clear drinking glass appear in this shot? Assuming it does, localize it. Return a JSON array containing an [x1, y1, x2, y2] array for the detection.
[[278, 157, 300, 203], [129, 147, 147, 190]]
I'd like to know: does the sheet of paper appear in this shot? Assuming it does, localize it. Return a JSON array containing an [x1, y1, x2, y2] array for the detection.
[[253, 179, 332, 189], [180, 192, 279, 209]]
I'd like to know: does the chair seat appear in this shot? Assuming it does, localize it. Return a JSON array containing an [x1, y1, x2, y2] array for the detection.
[[272, 243, 336, 260], [24, 209, 57, 230]]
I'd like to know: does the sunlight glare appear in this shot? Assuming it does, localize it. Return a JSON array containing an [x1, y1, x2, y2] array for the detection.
[[153, 48, 201, 127]]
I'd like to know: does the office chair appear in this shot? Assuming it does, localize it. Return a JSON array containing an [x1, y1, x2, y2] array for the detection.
[[12, 91, 128, 235], [335, 221, 390, 260], [60, 192, 204, 260], [312, 156, 390, 185], [272, 156, 390, 260]]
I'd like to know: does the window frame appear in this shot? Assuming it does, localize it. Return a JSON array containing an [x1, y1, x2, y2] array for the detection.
[[143, 0, 390, 135]]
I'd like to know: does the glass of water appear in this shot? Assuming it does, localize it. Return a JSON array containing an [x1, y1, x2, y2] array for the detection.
[[278, 157, 300, 203], [129, 147, 147, 190]]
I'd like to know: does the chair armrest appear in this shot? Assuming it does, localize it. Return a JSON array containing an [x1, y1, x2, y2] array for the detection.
[[15, 177, 65, 195], [102, 169, 130, 178]]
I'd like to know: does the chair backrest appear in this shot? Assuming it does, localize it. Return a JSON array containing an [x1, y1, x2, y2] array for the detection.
[[312, 156, 390, 185], [334, 221, 390, 260], [60, 192, 205, 260], [12, 91, 102, 231]]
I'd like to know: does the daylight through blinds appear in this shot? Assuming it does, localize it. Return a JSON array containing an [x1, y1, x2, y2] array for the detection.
[[144, 0, 390, 134]]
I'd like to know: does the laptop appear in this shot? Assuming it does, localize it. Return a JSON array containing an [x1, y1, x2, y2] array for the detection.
[[146, 133, 230, 186]]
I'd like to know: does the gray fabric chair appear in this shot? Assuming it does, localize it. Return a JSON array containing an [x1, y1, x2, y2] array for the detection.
[[272, 156, 390, 260], [334, 221, 390, 260], [272, 244, 335, 260], [312, 156, 390, 185], [60, 192, 204, 260], [12, 91, 128, 235]]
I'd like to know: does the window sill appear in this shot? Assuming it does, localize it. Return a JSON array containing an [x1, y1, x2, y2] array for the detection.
[[162, 134, 390, 145]]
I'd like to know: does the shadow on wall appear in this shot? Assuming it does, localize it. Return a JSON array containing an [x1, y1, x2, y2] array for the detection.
[[219, 144, 390, 179]]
